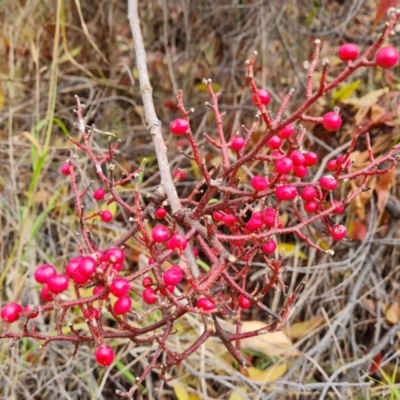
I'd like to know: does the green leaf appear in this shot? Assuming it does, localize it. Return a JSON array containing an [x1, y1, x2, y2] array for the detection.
[[331, 80, 361, 104], [277, 243, 307, 259]]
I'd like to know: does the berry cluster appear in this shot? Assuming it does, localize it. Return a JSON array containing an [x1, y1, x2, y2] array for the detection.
[[2, 8, 400, 399]]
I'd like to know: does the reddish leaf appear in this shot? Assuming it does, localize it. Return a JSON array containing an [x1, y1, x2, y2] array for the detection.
[[373, 0, 400, 28], [369, 352, 383, 374]]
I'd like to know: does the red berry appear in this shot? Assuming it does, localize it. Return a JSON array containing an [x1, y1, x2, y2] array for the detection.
[[170, 118, 189, 135], [47, 274, 69, 294], [72, 268, 90, 285], [251, 176, 268, 191], [267, 135, 282, 149], [293, 165, 308, 178], [60, 163, 71, 175], [246, 217, 263, 232], [143, 288, 157, 304], [155, 207, 167, 219], [327, 159, 338, 172], [95, 345, 114, 367], [167, 232, 188, 251], [331, 224, 347, 240], [304, 151, 318, 166], [238, 295, 251, 309], [331, 200, 345, 214], [93, 286, 108, 300], [113, 295, 132, 315], [223, 214, 236, 227], [78, 256, 98, 277], [93, 188, 106, 201], [319, 175, 338, 191], [322, 112, 342, 131], [105, 248, 124, 264], [65, 257, 83, 279], [252, 89, 271, 105], [230, 136, 245, 151], [152, 225, 170, 242], [110, 278, 130, 297], [277, 124, 294, 139], [173, 169, 186, 180], [84, 307, 100, 319], [262, 240, 277, 254], [275, 185, 298, 201], [34, 264, 57, 284], [376, 46, 399, 69], [192, 247, 199, 257], [275, 157, 293, 174], [338, 43, 359, 61], [163, 266, 184, 285], [1, 303, 22, 323], [197, 297, 215, 311], [304, 200, 318, 213], [142, 276, 153, 288], [100, 210, 113, 223], [212, 211, 224, 222], [301, 186, 318, 201], [23, 305, 39, 319], [262, 208, 280, 228], [290, 150, 306, 166], [40, 284, 54, 302]]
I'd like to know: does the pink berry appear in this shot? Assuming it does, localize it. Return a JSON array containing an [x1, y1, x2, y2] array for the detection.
[[319, 175, 338, 191], [155, 207, 167, 219], [47, 274, 69, 294], [167, 232, 188, 251], [143, 288, 157, 304], [332, 200, 345, 214], [223, 214, 236, 227], [142, 276, 153, 288], [173, 169, 186, 180], [72, 268, 90, 285], [34, 264, 57, 284], [338, 43, 359, 62], [251, 176, 268, 192], [40, 284, 54, 302], [238, 295, 251, 309], [170, 118, 189, 135], [290, 150, 306, 166], [23, 305, 39, 319], [65, 257, 83, 279], [304, 152, 318, 166], [105, 248, 125, 264], [60, 163, 71, 175], [275, 157, 293, 174], [267, 135, 282, 149], [293, 165, 308, 178], [192, 247, 199, 257], [100, 210, 113, 223], [230, 136, 245, 151], [95, 345, 114, 367], [1, 303, 22, 323], [331, 224, 347, 240], [78, 256, 98, 277], [84, 307, 100, 319], [322, 112, 342, 131], [262, 240, 277, 254], [304, 200, 318, 213], [246, 217, 263, 232], [93, 286, 108, 300], [327, 159, 338, 172], [301, 186, 318, 201], [376, 46, 399, 69], [275, 185, 298, 201], [277, 124, 294, 139], [93, 188, 106, 201], [212, 211, 224, 222], [196, 297, 215, 311], [163, 266, 184, 285], [262, 208, 281, 228], [152, 225, 170, 242], [252, 89, 271, 105], [113, 295, 132, 315], [110, 278, 130, 297]]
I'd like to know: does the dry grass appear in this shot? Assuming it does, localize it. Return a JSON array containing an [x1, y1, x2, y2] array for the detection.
[[1, 0, 400, 399]]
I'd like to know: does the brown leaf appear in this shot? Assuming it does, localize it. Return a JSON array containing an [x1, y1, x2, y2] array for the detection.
[[373, 0, 400, 29], [375, 167, 396, 212]]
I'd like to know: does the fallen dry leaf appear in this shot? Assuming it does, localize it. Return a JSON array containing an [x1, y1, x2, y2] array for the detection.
[[247, 362, 288, 383], [375, 166, 396, 212], [384, 301, 400, 325], [283, 317, 324, 340]]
